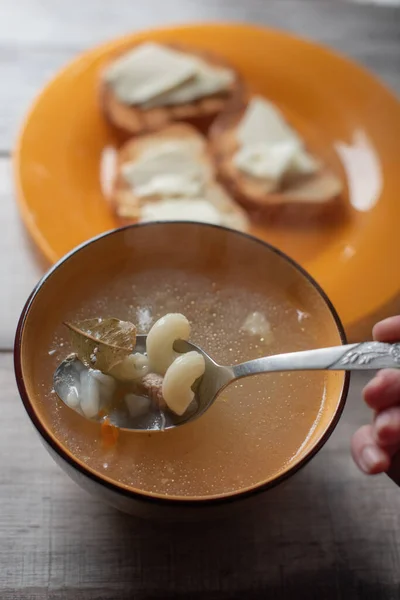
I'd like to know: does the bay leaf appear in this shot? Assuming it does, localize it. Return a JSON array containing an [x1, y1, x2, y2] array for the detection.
[[64, 318, 137, 374]]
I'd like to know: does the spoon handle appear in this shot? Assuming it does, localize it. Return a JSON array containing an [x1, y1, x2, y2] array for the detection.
[[232, 342, 400, 378]]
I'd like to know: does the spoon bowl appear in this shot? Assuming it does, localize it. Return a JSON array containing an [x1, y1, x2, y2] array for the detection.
[[53, 335, 228, 432]]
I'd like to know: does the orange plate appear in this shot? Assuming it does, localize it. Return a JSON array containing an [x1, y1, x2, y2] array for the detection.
[[14, 23, 400, 338]]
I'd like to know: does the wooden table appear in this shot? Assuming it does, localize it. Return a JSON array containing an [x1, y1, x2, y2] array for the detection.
[[1, 1, 400, 598]]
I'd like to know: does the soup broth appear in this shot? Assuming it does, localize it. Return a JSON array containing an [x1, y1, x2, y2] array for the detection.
[[38, 268, 329, 499]]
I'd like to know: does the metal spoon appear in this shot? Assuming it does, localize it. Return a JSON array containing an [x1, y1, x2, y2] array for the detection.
[[54, 336, 400, 432]]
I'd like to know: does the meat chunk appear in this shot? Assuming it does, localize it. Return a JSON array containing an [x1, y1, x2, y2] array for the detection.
[[140, 373, 166, 409]]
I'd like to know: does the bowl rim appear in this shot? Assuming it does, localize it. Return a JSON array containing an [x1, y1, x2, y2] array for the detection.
[[14, 221, 350, 506]]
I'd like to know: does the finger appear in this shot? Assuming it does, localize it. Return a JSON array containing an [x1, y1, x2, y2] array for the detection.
[[374, 406, 400, 446], [363, 369, 400, 411], [351, 425, 390, 474], [373, 316, 400, 342]]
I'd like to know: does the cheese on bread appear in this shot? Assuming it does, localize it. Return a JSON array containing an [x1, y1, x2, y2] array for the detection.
[[104, 42, 235, 108]]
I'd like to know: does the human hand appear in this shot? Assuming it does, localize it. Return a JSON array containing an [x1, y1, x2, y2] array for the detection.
[[351, 316, 400, 484]]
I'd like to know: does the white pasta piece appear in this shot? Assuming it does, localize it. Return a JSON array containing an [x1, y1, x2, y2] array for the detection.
[[162, 351, 205, 416], [125, 393, 152, 418], [146, 313, 190, 375], [109, 353, 149, 381], [80, 370, 101, 419]]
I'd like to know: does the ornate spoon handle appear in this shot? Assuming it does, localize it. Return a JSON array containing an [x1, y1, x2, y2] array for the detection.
[[232, 342, 400, 379]]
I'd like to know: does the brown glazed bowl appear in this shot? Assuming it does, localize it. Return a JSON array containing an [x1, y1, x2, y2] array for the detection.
[[14, 223, 349, 518]]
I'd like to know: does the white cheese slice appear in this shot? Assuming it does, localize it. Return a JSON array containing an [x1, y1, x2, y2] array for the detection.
[[140, 199, 222, 225], [143, 58, 234, 108], [139, 140, 203, 160], [134, 174, 203, 199], [121, 144, 208, 192], [235, 96, 319, 182], [104, 42, 197, 105], [121, 138, 212, 199], [237, 97, 303, 147], [234, 140, 300, 180], [290, 151, 320, 175]]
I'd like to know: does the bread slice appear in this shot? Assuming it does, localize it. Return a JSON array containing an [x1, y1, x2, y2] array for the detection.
[[111, 123, 212, 218], [100, 43, 244, 137], [209, 101, 343, 219], [110, 123, 249, 232]]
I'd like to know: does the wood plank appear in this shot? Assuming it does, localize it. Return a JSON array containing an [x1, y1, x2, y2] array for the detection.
[[0, 158, 48, 349], [353, 0, 400, 6], [0, 0, 399, 153], [2, 353, 400, 598], [0, 46, 77, 154], [0, 0, 398, 50]]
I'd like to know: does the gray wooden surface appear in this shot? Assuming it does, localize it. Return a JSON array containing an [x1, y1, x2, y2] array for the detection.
[[1, 1, 400, 598]]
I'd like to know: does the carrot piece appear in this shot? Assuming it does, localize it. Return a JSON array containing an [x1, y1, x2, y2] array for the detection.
[[101, 417, 120, 448]]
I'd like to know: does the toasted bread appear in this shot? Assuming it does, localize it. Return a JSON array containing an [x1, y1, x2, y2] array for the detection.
[[100, 43, 244, 137], [210, 101, 343, 219], [112, 123, 213, 218], [110, 123, 249, 232]]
